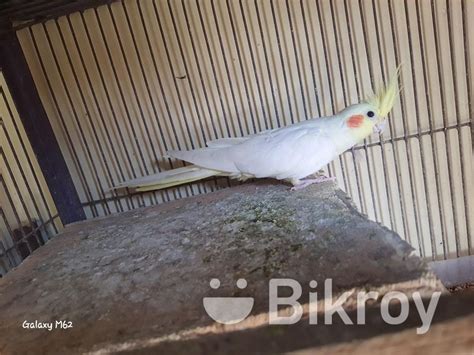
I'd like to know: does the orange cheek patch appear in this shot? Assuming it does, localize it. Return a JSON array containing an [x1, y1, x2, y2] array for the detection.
[[347, 115, 365, 128]]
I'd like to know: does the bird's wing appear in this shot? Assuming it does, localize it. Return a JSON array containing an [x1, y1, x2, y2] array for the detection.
[[169, 123, 336, 179], [230, 125, 336, 179], [204, 117, 323, 148]]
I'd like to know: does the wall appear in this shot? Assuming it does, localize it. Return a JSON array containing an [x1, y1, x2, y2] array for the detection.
[[15, 0, 473, 260]]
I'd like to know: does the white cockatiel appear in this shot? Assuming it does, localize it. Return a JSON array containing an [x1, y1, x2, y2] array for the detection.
[[116, 69, 399, 192]]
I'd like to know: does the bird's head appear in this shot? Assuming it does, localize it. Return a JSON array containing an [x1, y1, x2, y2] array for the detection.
[[341, 67, 400, 140]]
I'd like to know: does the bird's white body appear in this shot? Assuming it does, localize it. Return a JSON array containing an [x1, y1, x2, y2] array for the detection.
[[116, 68, 399, 192], [170, 111, 363, 183]]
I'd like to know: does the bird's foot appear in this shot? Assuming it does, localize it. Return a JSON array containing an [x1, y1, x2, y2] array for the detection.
[[290, 176, 336, 191]]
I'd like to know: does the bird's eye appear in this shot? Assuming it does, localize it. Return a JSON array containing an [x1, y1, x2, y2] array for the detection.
[[367, 111, 375, 118]]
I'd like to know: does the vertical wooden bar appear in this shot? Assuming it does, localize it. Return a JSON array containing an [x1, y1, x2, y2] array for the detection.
[[0, 30, 85, 224]]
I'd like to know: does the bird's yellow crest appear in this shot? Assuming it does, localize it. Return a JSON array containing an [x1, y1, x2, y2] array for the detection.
[[366, 66, 401, 119]]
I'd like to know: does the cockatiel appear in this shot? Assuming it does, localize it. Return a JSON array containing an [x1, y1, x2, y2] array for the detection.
[[116, 69, 399, 192]]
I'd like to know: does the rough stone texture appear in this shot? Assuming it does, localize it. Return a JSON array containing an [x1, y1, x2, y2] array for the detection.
[[0, 181, 451, 354]]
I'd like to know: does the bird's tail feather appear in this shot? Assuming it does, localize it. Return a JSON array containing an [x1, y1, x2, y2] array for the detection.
[[113, 165, 222, 192]]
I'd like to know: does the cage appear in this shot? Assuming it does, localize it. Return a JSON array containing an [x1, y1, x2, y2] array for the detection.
[[0, 0, 472, 353], [1, 0, 472, 270]]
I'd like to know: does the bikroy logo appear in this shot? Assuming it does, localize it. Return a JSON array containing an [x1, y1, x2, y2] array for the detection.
[[203, 278, 254, 325], [203, 278, 441, 334]]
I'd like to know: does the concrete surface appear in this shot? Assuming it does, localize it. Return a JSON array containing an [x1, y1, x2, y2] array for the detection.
[[0, 181, 456, 354]]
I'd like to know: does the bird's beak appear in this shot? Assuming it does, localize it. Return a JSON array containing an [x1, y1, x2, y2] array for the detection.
[[373, 120, 387, 134]]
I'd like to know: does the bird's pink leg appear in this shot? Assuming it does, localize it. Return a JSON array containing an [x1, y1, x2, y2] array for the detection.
[[290, 176, 336, 191]]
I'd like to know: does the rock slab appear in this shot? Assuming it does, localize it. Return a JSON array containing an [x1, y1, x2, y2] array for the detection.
[[0, 181, 444, 354]]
